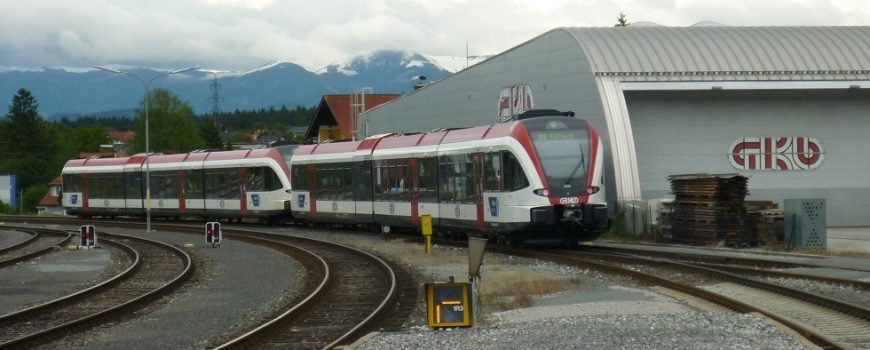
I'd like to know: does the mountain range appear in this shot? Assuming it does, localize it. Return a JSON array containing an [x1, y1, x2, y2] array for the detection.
[[0, 50, 489, 120]]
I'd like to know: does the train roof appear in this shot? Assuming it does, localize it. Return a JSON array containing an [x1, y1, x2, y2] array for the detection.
[[63, 148, 286, 169], [295, 120, 534, 156]]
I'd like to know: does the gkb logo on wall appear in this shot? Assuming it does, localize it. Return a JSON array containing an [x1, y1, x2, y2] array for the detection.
[[729, 137, 824, 171], [497, 84, 533, 118]]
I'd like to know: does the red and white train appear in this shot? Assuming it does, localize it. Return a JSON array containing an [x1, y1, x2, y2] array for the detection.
[[61, 110, 609, 244], [290, 110, 609, 244], [61, 146, 298, 221]]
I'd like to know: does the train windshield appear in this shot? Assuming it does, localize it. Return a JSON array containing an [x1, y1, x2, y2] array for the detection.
[[525, 118, 590, 194]]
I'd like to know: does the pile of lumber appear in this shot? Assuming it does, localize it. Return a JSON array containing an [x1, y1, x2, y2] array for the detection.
[[745, 201, 784, 246], [666, 174, 751, 245]]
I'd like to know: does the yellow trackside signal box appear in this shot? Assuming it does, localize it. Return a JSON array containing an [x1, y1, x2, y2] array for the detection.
[[425, 282, 473, 328]]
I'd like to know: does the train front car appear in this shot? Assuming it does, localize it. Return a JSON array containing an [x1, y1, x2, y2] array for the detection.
[[510, 111, 609, 244]]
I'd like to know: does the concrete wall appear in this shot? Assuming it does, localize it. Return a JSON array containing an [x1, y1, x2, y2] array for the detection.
[[626, 89, 870, 226], [0, 175, 14, 208]]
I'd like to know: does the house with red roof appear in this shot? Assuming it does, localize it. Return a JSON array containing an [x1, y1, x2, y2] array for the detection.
[[36, 176, 65, 216], [304, 93, 401, 143]]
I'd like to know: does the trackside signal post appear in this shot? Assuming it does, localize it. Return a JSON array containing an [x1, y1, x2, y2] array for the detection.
[[421, 214, 432, 254], [205, 222, 222, 248], [425, 282, 473, 327], [424, 237, 487, 328], [79, 225, 97, 249]]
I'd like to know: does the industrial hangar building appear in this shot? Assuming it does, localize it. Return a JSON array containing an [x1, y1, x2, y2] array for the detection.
[[360, 25, 870, 227]]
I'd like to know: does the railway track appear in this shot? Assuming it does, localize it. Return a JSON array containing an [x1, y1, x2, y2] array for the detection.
[[201, 228, 399, 350], [2, 218, 405, 349], [0, 228, 73, 268], [409, 235, 870, 349], [543, 249, 870, 350], [0, 231, 193, 349]]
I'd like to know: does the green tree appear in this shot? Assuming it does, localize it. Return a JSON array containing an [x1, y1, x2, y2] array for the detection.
[[615, 13, 629, 27], [131, 88, 204, 153], [199, 116, 224, 150], [71, 124, 110, 153], [0, 89, 58, 190]]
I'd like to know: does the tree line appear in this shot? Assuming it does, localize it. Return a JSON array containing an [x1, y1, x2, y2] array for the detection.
[[0, 88, 315, 213]]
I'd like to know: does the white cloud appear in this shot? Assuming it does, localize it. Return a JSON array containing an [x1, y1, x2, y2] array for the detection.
[[0, 0, 868, 71]]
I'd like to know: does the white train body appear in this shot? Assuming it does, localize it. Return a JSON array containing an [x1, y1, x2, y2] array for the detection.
[[290, 111, 609, 243], [61, 146, 298, 220]]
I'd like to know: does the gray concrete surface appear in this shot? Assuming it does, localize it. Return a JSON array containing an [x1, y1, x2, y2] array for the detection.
[[0, 229, 33, 250], [0, 248, 112, 315], [827, 227, 870, 253]]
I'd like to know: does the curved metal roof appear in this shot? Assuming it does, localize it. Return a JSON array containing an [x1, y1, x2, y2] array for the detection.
[[561, 26, 870, 77]]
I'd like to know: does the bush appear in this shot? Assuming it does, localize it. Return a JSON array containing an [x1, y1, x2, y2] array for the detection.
[[0, 200, 13, 214]]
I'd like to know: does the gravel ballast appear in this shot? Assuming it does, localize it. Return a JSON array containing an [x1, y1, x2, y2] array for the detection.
[[260, 227, 815, 349], [355, 311, 811, 350]]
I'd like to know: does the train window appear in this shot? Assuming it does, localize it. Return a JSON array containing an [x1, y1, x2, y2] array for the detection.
[[503, 152, 529, 191], [315, 165, 335, 200], [439, 154, 475, 203], [354, 160, 373, 201], [205, 168, 239, 200], [374, 159, 410, 201], [292, 165, 309, 191], [375, 160, 387, 200], [483, 152, 502, 191], [246, 167, 264, 192], [150, 171, 178, 199], [62, 174, 80, 193], [418, 157, 437, 202], [340, 166, 353, 200], [263, 167, 283, 191], [90, 173, 124, 199], [184, 170, 203, 199], [226, 169, 240, 199], [125, 172, 142, 199]]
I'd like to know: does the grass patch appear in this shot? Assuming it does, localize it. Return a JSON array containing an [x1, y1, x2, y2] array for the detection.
[[478, 272, 583, 312]]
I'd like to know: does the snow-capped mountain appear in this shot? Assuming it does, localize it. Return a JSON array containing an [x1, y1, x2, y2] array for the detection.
[[0, 50, 483, 119]]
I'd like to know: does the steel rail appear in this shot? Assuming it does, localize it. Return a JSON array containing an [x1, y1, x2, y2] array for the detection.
[[0, 228, 72, 268], [0, 233, 193, 349], [553, 249, 869, 350], [0, 234, 139, 323], [0, 229, 39, 254], [212, 234, 330, 349]]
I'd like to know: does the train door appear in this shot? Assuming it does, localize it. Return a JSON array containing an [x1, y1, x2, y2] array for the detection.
[[416, 156, 439, 229], [238, 167, 248, 217], [352, 155, 374, 224], [307, 164, 318, 220], [124, 168, 144, 216], [177, 170, 186, 215], [81, 173, 90, 214], [474, 153, 485, 231], [409, 158, 419, 226]]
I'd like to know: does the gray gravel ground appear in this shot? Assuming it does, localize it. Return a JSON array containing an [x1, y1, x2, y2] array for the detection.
[[252, 227, 816, 350], [0, 229, 32, 249], [355, 311, 812, 350], [0, 247, 115, 315]]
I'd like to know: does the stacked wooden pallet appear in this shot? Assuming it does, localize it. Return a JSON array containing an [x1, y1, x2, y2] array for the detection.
[[667, 174, 751, 245], [745, 201, 784, 246]]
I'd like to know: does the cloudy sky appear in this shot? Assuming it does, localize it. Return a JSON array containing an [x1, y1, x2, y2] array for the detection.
[[1, 0, 868, 72]]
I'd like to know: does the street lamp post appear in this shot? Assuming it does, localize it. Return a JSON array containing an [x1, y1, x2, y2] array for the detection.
[[93, 66, 198, 233]]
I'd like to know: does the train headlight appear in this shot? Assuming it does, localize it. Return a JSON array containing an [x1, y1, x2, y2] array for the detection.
[[533, 188, 550, 197], [587, 186, 600, 195]]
